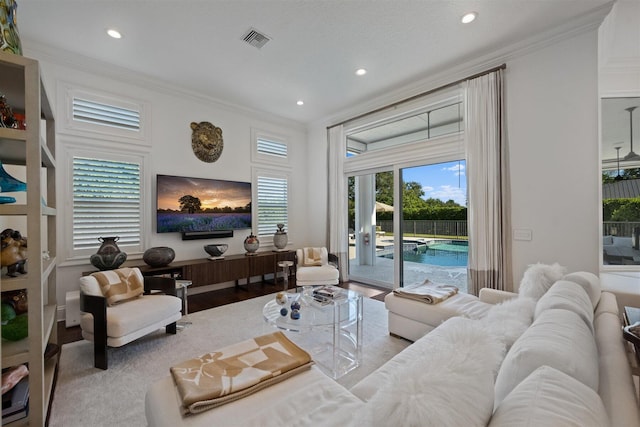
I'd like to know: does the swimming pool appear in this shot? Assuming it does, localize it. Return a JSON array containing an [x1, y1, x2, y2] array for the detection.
[[381, 241, 468, 267]]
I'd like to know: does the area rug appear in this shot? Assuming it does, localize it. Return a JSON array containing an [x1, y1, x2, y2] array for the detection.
[[49, 293, 410, 427]]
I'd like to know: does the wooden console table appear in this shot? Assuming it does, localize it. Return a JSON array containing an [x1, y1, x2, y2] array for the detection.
[[84, 250, 296, 290]]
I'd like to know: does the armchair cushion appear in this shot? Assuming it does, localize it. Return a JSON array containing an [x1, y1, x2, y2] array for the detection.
[[302, 247, 326, 266], [80, 294, 181, 341], [81, 267, 145, 306]]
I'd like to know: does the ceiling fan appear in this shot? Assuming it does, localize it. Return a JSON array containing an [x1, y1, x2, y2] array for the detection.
[[623, 106, 640, 161]]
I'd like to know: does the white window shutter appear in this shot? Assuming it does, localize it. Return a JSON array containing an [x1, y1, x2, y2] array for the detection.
[[72, 157, 141, 250], [256, 175, 288, 236]]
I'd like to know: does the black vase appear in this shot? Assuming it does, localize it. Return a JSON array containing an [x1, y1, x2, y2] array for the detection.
[[143, 246, 175, 267], [90, 236, 127, 271]]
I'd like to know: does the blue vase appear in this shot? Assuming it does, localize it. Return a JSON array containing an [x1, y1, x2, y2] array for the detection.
[[0, 160, 26, 193]]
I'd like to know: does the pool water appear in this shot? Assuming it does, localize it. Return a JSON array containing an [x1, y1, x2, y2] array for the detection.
[[381, 241, 468, 267]]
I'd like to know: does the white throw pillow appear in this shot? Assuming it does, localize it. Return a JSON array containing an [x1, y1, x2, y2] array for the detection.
[[367, 317, 505, 427], [490, 366, 610, 427], [563, 271, 601, 309], [518, 262, 566, 300], [535, 280, 594, 333], [494, 308, 598, 408], [480, 296, 536, 350]]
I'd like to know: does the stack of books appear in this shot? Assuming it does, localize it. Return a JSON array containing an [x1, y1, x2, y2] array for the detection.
[[2, 376, 29, 424], [312, 285, 345, 305]]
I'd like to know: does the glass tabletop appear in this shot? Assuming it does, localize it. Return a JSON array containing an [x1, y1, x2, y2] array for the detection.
[[263, 288, 361, 333]]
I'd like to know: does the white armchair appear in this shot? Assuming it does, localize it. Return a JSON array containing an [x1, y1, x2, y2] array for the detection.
[[79, 267, 182, 369], [295, 247, 339, 287]]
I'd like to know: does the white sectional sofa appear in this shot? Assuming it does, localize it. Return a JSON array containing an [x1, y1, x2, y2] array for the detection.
[[145, 268, 640, 426]]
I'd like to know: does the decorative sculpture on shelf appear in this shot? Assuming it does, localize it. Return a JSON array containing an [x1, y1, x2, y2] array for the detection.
[[0, 95, 17, 127], [90, 236, 127, 271], [1, 228, 27, 277], [0, 0, 22, 55], [0, 160, 26, 204]]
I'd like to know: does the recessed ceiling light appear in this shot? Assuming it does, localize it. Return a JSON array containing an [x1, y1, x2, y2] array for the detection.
[[107, 29, 122, 39], [355, 68, 367, 76], [297, 100, 304, 106], [461, 12, 477, 24]]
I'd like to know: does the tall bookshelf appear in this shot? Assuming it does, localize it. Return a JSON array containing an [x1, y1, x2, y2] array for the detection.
[[0, 51, 57, 426]]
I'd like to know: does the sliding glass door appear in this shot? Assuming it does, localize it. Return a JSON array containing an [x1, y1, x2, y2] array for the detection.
[[340, 85, 466, 290], [399, 162, 468, 292], [347, 171, 395, 288]]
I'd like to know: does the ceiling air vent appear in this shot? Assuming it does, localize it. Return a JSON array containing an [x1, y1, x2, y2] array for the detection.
[[242, 28, 271, 49]]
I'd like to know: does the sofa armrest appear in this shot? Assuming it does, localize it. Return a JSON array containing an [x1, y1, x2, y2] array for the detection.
[[143, 276, 177, 296], [479, 288, 518, 305]]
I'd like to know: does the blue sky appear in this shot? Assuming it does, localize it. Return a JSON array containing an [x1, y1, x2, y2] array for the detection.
[[402, 160, 467, 206]]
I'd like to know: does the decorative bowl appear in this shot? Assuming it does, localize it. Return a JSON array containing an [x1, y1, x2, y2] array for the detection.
[[143, 246, 175, 267], [204, 244, 228, 257]]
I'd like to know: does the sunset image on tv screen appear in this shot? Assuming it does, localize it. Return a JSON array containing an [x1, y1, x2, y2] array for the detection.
[[156, 174, 251, 233]]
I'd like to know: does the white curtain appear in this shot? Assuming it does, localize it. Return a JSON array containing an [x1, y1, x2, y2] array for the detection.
[[327, 125, 349, 280], [465, 69, 512, 295]]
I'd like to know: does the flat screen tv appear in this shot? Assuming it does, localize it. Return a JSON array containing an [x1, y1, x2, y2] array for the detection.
[[156, 174, 252, 233]]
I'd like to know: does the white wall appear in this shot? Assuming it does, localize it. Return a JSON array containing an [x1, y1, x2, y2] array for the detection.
[[507, 31, 600, 284], [23, 46, 309, 321], [307, 29, 602, 289]]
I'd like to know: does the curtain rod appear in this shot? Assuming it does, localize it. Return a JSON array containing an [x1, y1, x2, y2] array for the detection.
[[327, 63, 507, 129]]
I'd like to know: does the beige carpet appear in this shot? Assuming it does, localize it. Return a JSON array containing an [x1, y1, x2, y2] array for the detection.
[[49, 293, 410, 427]]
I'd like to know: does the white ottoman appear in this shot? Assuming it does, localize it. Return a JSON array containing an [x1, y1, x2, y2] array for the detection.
[[385, 292, 491, 341]]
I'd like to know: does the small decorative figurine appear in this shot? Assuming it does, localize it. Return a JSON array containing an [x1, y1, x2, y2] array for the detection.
[[280, 307, 288, 317], [290, 309, 300, 320], [291, 301, 300, 311], [275, 292, 288, 305], [1, 228, 27, 277]]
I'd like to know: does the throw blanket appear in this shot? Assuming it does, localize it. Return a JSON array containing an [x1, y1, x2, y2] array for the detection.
[[393, 279, 459, 304], [170, 331, 313, 415]]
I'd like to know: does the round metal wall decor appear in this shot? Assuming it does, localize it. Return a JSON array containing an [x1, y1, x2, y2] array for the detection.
[[191, 121, 223, 163]]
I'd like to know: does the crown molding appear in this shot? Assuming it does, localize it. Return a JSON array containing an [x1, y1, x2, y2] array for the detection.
[[316, 2, 614, 129], [22, 39, 307, 132]]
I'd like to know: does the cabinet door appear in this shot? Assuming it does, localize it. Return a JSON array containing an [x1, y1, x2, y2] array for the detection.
[[183, 263, 213, 287], [248, 253, 275, 277], [216, 258, 249, 283]]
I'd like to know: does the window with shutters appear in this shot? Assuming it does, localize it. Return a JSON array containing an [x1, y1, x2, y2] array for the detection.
[[251, 128, 290, 166], [251, 130, 291, 242], [70, 155, 144, 257], [61, 86, 147, 143], [253, 170, 289, 239]]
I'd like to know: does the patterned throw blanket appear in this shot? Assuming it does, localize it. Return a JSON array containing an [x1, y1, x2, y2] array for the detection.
[[170, 331, 313, 415], [393, 279, 459, 304]]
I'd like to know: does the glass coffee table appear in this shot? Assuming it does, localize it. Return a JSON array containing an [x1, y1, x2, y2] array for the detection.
[[263, 288, 363, 379]]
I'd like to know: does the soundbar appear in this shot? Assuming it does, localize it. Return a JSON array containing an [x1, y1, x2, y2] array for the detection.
[[182, 230, 234, 240]]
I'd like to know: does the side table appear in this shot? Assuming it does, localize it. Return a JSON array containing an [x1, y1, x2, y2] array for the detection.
[[277, 260, 294, 291], [176, 279, 192, 328]]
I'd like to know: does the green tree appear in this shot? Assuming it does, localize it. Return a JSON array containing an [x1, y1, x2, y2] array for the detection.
[[375, 172, 394, 205], [179, 195, 202, 214]]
